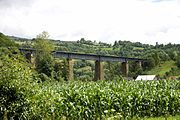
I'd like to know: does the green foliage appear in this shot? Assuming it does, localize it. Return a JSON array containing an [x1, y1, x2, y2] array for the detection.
[[26, 80, 180, 119], [145, 61, 176, 77], [0, 48, 38, 119], [104, 62, 122, 80], [153, 52, 160, 66], [0, 35, 180, 119], [176, 54, 180, 68], [54, 59, 68, 81], [74, 60, 94, 81], [36, 54, 54, 77], [34, 31, 55, 77], [34, 31, 54, 53], [145, 58, 156, 70], [0, 33, 17, 47], [144, 115, 180, 120]]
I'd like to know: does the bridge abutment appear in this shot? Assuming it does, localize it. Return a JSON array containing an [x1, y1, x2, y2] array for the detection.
[[121, 61, 129, 77], [94, 60, 104, 80]]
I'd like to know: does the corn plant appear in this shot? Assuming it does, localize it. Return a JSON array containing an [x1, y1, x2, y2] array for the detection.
[[27, 80, 180, 119]]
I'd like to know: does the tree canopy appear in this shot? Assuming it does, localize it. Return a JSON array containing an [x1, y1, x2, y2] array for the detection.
[[34, 31, 55, 77]]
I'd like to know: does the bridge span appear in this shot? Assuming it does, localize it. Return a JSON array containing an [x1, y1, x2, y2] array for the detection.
[[19, 48, 146, 80]]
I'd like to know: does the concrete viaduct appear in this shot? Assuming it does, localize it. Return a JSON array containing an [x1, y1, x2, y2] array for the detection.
[[19, 48, 145, 81]]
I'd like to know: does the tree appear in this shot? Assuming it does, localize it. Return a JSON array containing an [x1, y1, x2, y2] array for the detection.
[[145, 57, 155, 70], [79, 38, 85, 43], [34, 31, 55, 77], [113, 41, 118, 48], [34, 31, 54, 54], [176, 53, 180, 68], [152, 52, 160, 66]]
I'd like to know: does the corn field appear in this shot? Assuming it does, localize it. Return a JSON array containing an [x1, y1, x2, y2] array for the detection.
[[26, 80, 180, 119]]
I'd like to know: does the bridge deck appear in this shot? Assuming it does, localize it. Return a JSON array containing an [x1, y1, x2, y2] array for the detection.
[[19, 48, 145, 62]]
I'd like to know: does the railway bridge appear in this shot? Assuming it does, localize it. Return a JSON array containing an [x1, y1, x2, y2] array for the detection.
[[19, 48, 146, 80]]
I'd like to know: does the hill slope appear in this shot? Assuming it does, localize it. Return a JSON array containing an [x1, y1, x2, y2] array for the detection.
[[145, 60, 179, 77]]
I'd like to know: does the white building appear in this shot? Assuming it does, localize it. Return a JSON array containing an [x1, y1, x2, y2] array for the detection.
[[135, 75, 157, 81]]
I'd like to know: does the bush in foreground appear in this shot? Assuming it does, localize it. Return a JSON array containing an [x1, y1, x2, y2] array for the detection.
[[0, 48, 38, 119]]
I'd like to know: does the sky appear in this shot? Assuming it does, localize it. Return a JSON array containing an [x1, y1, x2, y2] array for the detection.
[[0, 0, 180, 45]]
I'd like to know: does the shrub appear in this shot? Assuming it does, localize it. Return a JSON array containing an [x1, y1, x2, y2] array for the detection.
[[0, 48, 38, 119]]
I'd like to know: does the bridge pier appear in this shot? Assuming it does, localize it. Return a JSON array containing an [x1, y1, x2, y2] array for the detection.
[[121, 61, 129, 77], [25, 53, 33, 62], [94, 60, 104, 80], [25, 53, 35, 68], [136, 61, 142, 69], [67, 58, 74, 80]]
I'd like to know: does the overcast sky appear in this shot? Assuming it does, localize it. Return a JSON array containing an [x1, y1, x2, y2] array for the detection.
[[0, 0, 180, 44]]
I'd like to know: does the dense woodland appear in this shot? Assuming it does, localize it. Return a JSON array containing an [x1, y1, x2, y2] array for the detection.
[[0, 32, 180, 119]]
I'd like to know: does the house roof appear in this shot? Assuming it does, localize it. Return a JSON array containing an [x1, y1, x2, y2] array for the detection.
[[135, 75, 156, 81]]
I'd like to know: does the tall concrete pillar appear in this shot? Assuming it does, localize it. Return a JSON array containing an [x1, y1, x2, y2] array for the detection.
[[94, 60, 104, 80], [67, 58, 74, 80], [121, 61, 129, 77]]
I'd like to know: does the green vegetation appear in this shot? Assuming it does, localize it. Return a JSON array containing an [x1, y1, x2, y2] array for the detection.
[[9, 33, 180, 79], [107, 115, 180, 120], [133, 47, 144, 51], [145, 61, 176, 77], [176, 53, 180, 69], [1, 78, 179, 119], [0, 32, 180, 119], [144, 115, 180, 120], [0, 32, 17, 47], [30, 80, 180, 119], [34, 31, 55, 77], [0, 47, 38, 119]]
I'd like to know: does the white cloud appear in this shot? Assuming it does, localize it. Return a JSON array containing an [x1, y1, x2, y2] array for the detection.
[[0, 0, 180, 44]]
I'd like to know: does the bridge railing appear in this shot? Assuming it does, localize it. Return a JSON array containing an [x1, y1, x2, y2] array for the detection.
[[19, 48, 147, 62]]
